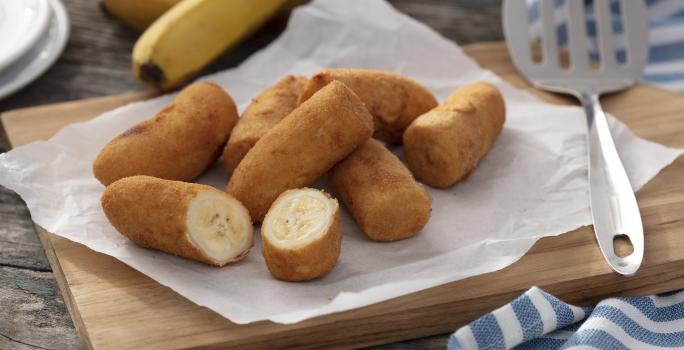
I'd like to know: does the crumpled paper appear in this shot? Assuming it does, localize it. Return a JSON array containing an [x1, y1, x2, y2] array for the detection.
[[0, 0, 682, 324]]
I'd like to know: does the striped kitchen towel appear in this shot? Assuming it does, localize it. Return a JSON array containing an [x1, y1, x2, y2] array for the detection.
[[448, 287, 684, 350], [643, 0, 684, 91], [527, 0, 684, 91]]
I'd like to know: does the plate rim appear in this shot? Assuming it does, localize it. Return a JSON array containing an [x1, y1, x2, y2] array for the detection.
[[0, 0, 52, 72], [0, 0, 70, 100]]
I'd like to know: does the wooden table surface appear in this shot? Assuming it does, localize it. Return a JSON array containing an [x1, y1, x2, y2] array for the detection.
[[0, 0, 503, 348]]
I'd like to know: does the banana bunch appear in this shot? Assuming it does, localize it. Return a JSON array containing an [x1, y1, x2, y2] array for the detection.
[[129, 0, 290, 91]]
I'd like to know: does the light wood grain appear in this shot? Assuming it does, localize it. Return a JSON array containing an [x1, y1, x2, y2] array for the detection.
[[2, 42, 684, 349]]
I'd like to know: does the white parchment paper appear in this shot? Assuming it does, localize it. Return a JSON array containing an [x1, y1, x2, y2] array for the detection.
[[1, 0, 682, 324]]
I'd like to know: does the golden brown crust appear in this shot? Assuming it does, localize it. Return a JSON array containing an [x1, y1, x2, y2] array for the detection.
[[101, 175, 245, 266], [93, 82, 239, 186], [329, 139, 431, 241], [262, 209, 341, 282], [223, 75, 308, 173], [226, 81, 373, 222], [403, 82, 506, 188], [298, 68, 437, 144]]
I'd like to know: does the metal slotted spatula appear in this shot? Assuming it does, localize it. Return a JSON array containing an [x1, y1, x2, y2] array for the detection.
[[503, 0, 649, 275]]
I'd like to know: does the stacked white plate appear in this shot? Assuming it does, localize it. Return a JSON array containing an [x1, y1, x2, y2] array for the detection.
[[0, 0, 69, 100]]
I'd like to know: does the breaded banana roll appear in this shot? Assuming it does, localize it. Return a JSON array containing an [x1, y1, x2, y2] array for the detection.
[[403, 82, 505, 188], [298, 68, 437, 144], [93, 81, 238, 186], [262, 188, 341, 281], [101, 176, 254, 266], [226, 81, 373, 222], [223, 75, 308, 173], [329, 139, 432, 241]]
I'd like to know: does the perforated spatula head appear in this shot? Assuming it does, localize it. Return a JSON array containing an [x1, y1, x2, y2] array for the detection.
[[503, 0, 649, 276], [503, 0, 648, 96]]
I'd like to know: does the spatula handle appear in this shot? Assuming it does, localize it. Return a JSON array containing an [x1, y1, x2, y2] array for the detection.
[[580, 92, 644, 276]]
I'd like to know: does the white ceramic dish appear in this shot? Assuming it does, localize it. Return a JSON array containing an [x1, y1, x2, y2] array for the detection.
[[0, 0, 69, 100], [0, 0, 51, 72]]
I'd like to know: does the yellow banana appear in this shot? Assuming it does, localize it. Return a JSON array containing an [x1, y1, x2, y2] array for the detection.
[[102, 0, 180, 32], [132, 0, 288, 91]]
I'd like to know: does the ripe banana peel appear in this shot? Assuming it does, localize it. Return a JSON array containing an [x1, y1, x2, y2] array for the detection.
[[132, 0, 289, 91], [102, 0, 180, 32]]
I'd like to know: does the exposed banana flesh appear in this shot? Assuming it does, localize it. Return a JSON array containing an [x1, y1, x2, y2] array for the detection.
[[262, 188, 341, 281], [187, 191, 254, 265], [264, 189, 336, 248]]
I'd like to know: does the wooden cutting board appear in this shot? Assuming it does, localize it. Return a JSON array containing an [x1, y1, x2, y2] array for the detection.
[[3, 42, 684, 350]]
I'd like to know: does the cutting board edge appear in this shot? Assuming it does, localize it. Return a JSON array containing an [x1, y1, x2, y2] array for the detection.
[[35, 226, 94, 350], [37, 226, 684, 350]]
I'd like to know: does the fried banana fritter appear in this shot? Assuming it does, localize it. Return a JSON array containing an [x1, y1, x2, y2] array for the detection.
[[226, 81, 373, 222], [403, 82, 505, 188], [93, 81, 238, 186], [298, 68, 437, 144]]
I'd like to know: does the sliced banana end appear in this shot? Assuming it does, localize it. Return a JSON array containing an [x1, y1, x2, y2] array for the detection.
[[262, 188, 341, 281], [186, 191, 254, 266]]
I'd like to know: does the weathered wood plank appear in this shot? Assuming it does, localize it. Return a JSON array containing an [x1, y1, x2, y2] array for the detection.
[[0, 0, 505, 112], [389, 0, 503, 45], [0, 124, 49, 271], [0, 191, 49, 271], [0, 266, 80, 349]]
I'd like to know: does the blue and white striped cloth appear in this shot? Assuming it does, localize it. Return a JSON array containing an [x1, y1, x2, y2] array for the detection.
[[642, 0, 684, 91], [449, 287, 684, 350], [448, 1, 684, 349], [526, 0, 684, 91]]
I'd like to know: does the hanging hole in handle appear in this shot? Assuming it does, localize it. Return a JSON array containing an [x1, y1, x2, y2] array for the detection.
[[613, 234, 634, 258]]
